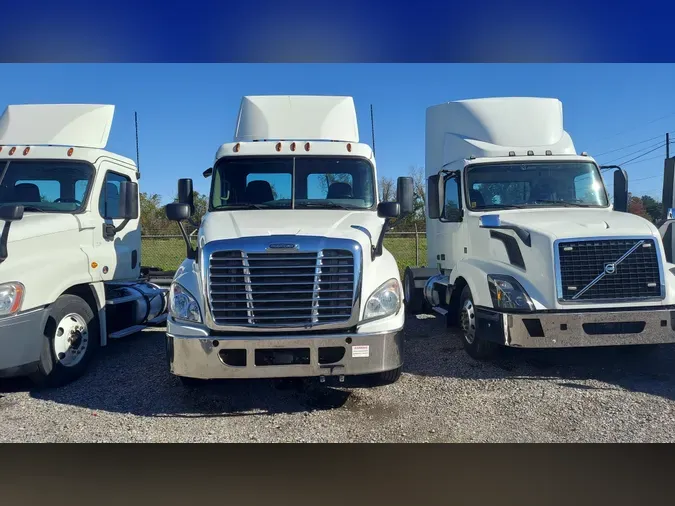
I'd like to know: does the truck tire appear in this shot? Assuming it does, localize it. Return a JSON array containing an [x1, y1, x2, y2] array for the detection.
[[30, 294, 100, 388], [404, 267, 424, 315], [368, 366, 403, 386], [459, 285, 498, 360]]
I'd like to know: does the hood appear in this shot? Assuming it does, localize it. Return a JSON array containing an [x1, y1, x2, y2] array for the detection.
[[2, 212, 81, 244], [485, 208, 657, 239], [200, 209, 385, 250]]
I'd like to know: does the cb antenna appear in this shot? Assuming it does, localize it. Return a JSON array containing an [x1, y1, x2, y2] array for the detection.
[[370, 104, 376, 156], [134, 111, 141, 178]]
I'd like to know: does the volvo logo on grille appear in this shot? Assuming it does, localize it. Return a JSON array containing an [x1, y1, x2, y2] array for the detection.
[[267, 243, 298, 250], [604, 263, 616, 275]]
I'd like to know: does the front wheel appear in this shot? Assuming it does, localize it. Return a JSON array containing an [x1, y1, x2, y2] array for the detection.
[[30, 294, 99, 388], [403, 267, 424, 315], [459, 286, 498, 360]]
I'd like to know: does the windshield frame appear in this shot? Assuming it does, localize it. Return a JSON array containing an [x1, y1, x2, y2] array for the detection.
[[208, 154, 378, 212], [462, 159, 611, 212], [0, 158, 97, 215]]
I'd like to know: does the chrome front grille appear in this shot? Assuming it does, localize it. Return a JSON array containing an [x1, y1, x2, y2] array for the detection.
[[208, 249, 356, 327], [556, 237, 663, 302]]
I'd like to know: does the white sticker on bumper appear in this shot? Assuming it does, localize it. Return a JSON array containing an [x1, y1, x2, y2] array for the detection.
[[352, 345, 370, 358]]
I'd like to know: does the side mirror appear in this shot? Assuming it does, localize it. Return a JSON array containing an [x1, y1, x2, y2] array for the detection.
[[668, 208, 675, 220], [177, 178, 195, 216], [613, 169, 629, 213], [203, 167, 213, 178], [377, 202, 400, 219], [118, 181, 139, 220], [427, 174, 444, 219], [0, 204, 25, 222], [396, 176, 414, 216], [166, 202, 192, 222]]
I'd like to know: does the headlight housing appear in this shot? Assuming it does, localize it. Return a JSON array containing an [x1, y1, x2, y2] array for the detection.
[[487, 274, 534, 312], [363, 278, 402, 321], [169, 283, 202, 323], [0, 282, 24, 316]]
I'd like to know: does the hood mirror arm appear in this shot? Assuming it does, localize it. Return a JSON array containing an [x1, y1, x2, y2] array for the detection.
[[0, 204, 25, 264], [479, 214, 532, 247]]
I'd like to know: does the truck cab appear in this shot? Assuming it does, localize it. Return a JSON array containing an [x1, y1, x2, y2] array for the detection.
[[405, 97, 675, 358], [0, 104, 167, 386], [165, 95, 413, 385]]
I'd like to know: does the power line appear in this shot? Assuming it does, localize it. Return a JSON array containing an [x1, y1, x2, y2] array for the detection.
[[591, 110, 675, 144], [603, 139, 666, 165], [623, 153, 669, 167], [593, 133, 666, 158], [617, 142, 668, 166]]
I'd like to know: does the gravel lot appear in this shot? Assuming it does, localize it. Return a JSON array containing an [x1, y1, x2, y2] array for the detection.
[[2, 312, 675, 442]]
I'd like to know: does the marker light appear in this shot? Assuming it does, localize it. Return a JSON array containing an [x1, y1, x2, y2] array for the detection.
[[276, 142, 282, 152], [527, 150, 534, 156], [304, 142, 311, 152], [347, 143, 352, 152], [8, 147, 16, 155], [290, 142, 296, 151], [233, 143, 240, 153], [23, 147, 30, 155], [67, 148, 74, 156], [0, 147, 3, 153]]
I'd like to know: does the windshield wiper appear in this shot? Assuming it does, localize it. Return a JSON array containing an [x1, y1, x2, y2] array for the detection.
[[21, 206, 46, 212], [532, 199, 593, 208], [475, 204, 528, 210], [295, 202, 354, 210], [212, 203, 278, 210]]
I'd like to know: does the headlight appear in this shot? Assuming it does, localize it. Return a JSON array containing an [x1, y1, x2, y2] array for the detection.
[[169, 283, 201, 323], [487, 274, 534, 311], [363, 278, 402, 321], [0, 282, 24, 316]]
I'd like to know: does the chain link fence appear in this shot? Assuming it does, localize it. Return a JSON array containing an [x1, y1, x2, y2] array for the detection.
[[141, 231, 428, 275]]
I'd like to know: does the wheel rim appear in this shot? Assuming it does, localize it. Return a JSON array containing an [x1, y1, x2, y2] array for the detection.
[[460, 299, 476, 345], [53, 313, 89, 368]]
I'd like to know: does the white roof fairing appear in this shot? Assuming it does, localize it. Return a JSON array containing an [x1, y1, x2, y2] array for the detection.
[[0, 104, 115, 149], [234, 95, 360, 143]]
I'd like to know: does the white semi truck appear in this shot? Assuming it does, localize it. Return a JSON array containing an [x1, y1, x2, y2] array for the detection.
[[404, 97, 675, 359], [0, 104, 168, 386], [165, 95, 413, 385]]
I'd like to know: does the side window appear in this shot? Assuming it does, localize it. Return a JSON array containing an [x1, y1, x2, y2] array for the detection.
[[443, 175, 461, 220], [99, 172, 130, 219]]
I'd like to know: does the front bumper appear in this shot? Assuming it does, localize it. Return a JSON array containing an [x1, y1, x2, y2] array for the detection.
[[166, 326, 404, 380], [476, 307, 675, 348], [0, 307, 47, 378]]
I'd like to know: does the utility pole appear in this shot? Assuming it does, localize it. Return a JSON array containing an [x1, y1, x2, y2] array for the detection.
[[667, 132, 670, 159], [370, 104, 376, 156]]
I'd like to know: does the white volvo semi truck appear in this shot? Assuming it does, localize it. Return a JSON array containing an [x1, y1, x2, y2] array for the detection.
[[0, 104, 168, 386], [164, 95, 414, 385], [404, 97, 675, 359]]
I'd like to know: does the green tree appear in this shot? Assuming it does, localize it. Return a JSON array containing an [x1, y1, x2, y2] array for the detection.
[[640, 195, 662, 223]]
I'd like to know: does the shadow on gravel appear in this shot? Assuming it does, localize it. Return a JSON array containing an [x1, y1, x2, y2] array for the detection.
[[0, 330, 365, 418], [404, 313, 675, 402]]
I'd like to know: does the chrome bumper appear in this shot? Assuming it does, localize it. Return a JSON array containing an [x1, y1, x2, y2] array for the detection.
[[166, 328, 404, 379], [477, 307, 675, 348]]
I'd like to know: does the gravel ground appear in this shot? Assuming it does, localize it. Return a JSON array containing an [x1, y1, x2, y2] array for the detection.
[[2, 312, 675, 442]]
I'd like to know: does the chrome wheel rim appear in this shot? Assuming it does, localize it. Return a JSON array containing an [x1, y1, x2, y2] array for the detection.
[[460, 299, 476, 345], [53, 313, 89, 367]]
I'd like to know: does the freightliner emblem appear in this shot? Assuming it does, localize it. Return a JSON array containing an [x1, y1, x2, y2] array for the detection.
[[267, 243, 298, 250]]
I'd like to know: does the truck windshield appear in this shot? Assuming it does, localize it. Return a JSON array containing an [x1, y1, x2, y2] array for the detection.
[[210, 156, 376, 210], [465, 161, 609, 210], [0, 160, 94, 213]]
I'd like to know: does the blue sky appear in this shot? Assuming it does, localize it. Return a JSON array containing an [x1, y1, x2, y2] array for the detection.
[[1, 64, 674, 201]]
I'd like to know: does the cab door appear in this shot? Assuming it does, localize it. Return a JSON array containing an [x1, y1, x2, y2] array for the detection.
[[93, 162, 141, 281]]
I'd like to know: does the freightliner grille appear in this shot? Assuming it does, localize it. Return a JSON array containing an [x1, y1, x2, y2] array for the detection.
[[208, 249, 355, 327], [557, 238, 662, 302]]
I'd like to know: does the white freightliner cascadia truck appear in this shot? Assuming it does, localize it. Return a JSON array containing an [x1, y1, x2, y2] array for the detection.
[[0, 104, 168, 386], [165, 95, 414, 385], [404, 97, 675, 359]]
